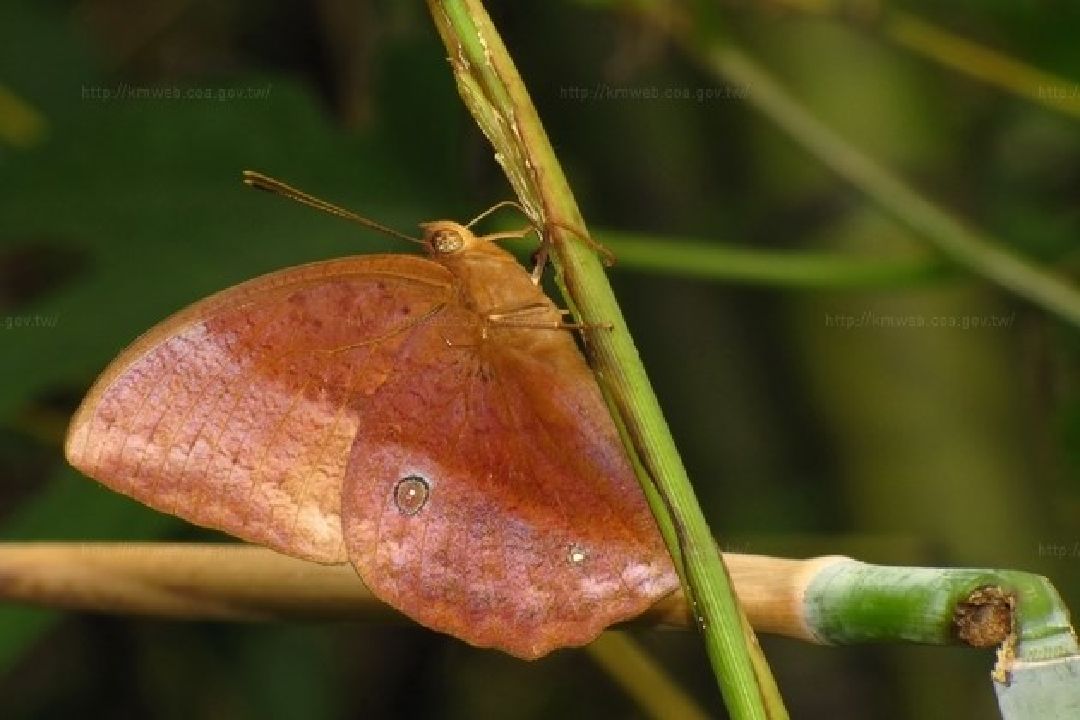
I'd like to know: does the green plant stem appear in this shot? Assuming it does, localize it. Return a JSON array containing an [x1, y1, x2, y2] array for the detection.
[[586, 633, 711, 720], [764, 2, 1080, 121], [593, 231, 949, 287], [6, 540, 1077, 711], [6, 543, 1075, 659], [427, 2, 784, 717], [805, 560, 1078, 661], [501, 231, 949, 287], [884, 10, 1080, 121], [634, 2, 1080, 328]]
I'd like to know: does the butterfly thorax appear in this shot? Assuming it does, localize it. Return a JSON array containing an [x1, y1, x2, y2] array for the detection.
[[420, 220, 562, 329]]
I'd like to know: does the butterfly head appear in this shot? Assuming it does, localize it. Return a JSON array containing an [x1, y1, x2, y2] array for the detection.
[[420, 221, 481, 258]]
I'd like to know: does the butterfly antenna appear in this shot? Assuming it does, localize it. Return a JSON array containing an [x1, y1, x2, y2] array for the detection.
[[242, 170, 422, 245]]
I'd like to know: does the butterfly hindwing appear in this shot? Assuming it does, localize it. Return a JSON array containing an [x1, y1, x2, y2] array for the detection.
[[340, 303, 678, 659]]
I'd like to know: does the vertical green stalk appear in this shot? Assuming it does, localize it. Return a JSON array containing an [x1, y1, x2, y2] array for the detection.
[[427, 2, 785, 717]]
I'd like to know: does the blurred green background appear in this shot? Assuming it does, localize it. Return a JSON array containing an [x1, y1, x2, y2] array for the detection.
[[1, 1, 1078, 718]]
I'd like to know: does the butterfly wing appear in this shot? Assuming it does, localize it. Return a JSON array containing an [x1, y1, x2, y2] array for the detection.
[[67, 250, 678, 657], [340, 307, 680, 659], [65, 255, 454, 562]]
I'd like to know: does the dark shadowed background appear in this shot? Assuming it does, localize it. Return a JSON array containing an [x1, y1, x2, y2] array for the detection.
[[1, 1, 1078, 718]]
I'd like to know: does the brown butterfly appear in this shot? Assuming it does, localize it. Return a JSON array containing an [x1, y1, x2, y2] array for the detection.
[[64, 172, 678, 659]]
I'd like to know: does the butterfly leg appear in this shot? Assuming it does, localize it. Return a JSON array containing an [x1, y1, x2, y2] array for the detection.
[[482, 226, 536, 244], [464, 198, 616, 282], [528, 221, 616, 285], [465, 200, 534, 229], [544, 220, 617, 267], [486, 303, 612, 333], [465, 200, 548, 284]]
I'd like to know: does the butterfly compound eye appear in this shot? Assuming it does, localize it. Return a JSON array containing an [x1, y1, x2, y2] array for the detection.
[[430, 228, 465, 255], [393, 475, 431, 516]]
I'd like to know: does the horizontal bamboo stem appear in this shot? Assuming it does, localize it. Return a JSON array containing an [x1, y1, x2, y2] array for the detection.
[[3, 543, 1065, 661], [0, 543, 837, 640]]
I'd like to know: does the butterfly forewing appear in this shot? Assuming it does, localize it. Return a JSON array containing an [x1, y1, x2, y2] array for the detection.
[[66, 255, 454, 562]]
